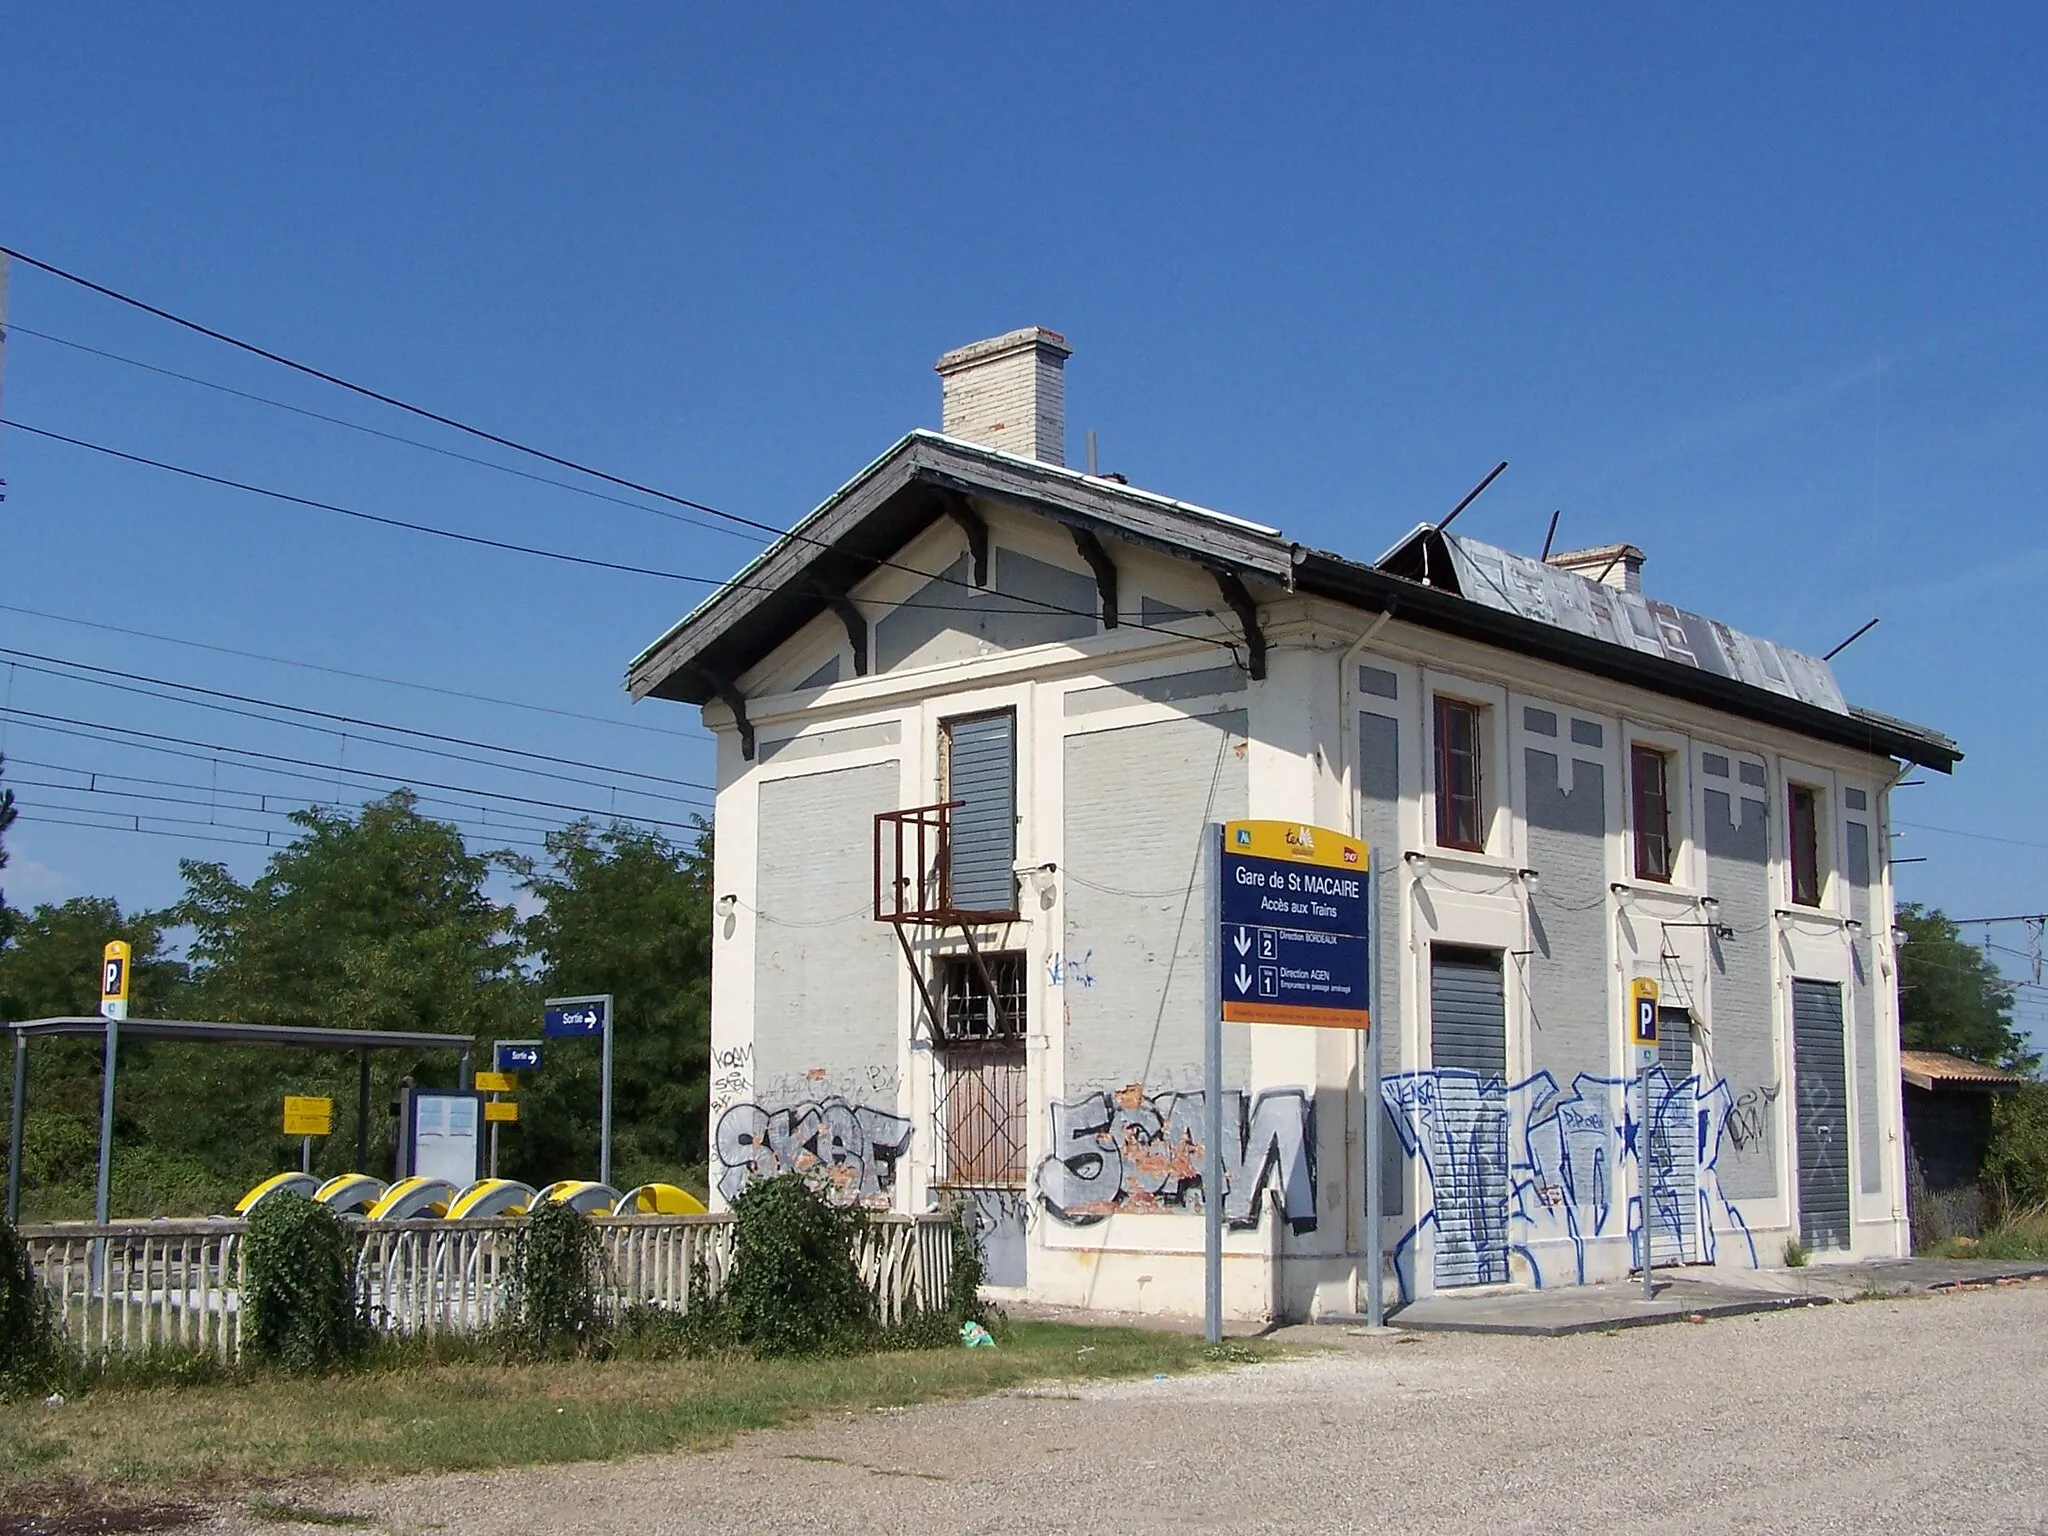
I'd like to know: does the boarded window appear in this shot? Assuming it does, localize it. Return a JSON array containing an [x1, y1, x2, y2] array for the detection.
[[1788, 784, 1822, 906], [1632, 745, 1673, 882], [1434, 697, 1485, 851], [941, 711, 1018, 915]]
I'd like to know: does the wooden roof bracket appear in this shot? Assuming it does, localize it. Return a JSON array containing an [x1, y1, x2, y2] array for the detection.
[[812, 584, 870, 676], [1212, 570, 1267, 679], [1069, 526, 1120, 629], [944, 495, 990, 587], [696, 667, 756, 760]]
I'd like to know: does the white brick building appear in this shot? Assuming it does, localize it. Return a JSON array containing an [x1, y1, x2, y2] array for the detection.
[[627, 332, 1958, 1321]]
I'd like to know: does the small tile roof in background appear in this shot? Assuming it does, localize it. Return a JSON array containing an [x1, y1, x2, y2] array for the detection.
[[1900, 1049, 2032, 1091]]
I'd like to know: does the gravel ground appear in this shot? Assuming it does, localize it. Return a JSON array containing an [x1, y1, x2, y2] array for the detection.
[[213, 1283, 2048, 1535]]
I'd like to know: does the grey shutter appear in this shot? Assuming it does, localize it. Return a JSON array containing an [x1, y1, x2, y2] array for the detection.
[[1428, 947, 1509, 1286], [1430, 947, 1507, 1076], [1793, 980, 1851, 1250], [946, 713, 1017, 914], [1648, 1010, 1698, 1264]]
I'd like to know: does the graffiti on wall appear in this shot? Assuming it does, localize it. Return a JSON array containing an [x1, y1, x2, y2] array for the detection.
[[1382, 1066, 1761, 1299], [1036, 1084, 1317, 1233], [713, 1097, 913, 1205]]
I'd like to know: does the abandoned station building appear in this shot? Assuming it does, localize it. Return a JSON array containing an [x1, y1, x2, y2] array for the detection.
[[627, 329, 1959, 1320]]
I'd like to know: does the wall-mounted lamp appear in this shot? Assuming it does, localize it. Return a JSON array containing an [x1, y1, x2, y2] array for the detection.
[[1517, 867, 1541, 893], [716, 894, 739, 917], [1715, 925, 1736, 941], [1404, 851, 1431, 876], [1844, 918, 1864, 932], [1609, 881, 1629, 898], [1772, 907, 1794, 920], [1699, 895, 1721, 911]]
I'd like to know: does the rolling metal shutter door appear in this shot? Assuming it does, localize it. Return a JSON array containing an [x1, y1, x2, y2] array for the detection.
[[1649, 1011, 1698, 1264], [1429, 948, 1509, 1287], [1793, 980, 1852, 1251], [946, 713, 1017, 913]]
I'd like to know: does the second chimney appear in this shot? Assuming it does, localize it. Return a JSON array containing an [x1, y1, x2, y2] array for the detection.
[[1547, 543, 1647, 595], [934, 327, 1071, 465]]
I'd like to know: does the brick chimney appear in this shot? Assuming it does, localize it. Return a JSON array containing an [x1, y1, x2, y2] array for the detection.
[[1547, 543, 1646, 595], [934, 327, 1071, 466]]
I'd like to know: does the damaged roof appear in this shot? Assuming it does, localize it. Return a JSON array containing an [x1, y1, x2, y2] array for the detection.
[[1899, 1050, 2031, 1091], [626, 431, 1959, 772]]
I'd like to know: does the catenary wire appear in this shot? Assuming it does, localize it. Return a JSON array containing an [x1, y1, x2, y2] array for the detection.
[[0, 320, 766, 545], [0, 246, 1244, 655], [0, 601, 707, 740], [17, 789, 554, 855], [4, 418, 1235, 648], [0, 643, 712, 794], [0, 705, 708, 829]]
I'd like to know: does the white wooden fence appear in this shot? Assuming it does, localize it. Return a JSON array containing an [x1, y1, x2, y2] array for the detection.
[[17, 1212, 955, 1361]]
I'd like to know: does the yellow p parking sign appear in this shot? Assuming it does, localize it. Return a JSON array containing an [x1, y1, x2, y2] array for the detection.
[[100, 940, 131, 1021], [1629, 977, 1660, 1051]]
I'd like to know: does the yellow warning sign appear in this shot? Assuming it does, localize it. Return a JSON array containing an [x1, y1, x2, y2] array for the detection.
[[282, 1096, 334, 1137]]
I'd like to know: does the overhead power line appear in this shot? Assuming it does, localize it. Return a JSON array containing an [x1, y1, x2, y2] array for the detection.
[[0, 643, 712, 795], [0, 245, 1239, 654], [0, 704, 707, 830], [21, 805, 551, 855], [0, 321, 765, 545], [0, 601, 707, 740]]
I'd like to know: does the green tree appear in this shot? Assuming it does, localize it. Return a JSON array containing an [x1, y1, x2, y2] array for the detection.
[[175, 792, 525, 1182], [508, 821, 712, 1189], [1898, 903, 2037, 1073], [0, 753, 18, 948], [0, 896, 186, 1024], [181, 791, 522, 1037]]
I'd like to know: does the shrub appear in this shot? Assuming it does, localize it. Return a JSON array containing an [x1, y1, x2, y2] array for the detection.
[[0, 1213, 62, 1391], [721, 1174, 873, 1357], [1983, 1082, 2048, 1222], [508, 1198, 603, 1356], [242, 1193, 364, 1373], [881, 1197, 990, 1350], [1784, 1236, 1810, 1268]]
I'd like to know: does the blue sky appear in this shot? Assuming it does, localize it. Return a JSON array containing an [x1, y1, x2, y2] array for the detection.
[[2, 7, 2045, 1034]]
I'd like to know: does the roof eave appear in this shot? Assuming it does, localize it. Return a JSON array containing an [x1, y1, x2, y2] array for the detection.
[[1291, 552, 1962, 773]]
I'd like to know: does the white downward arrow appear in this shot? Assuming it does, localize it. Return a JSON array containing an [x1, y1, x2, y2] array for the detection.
[[1233, 927, 1253, 956], [1233, 965, 1253, 993]]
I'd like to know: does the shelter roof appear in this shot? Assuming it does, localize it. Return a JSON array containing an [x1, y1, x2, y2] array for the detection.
[[1900, 1049, 2031, 1092], [6, 1016, 475, 1053]]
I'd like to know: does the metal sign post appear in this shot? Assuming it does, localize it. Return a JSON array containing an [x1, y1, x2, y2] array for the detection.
[[1203, 825, 1224, 1345], [1365, 853, 1384, 1327], [1207, 821, 1373, 1344], [542, 996, 613, 1186], [93, 941, 130, 1230], [1629, 978, 1661, 1302]]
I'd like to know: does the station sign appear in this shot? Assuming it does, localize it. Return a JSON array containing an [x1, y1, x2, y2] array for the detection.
[[543, 998, 608, 1039], [1218, 821, 1370, 1030], [100, 940, 131, 1022], [1629, 977, 1661, 1066], [473, 1071, 517, 1094], [496, 1041, 543, 1072]]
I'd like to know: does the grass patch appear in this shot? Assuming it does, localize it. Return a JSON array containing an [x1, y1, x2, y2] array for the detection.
[[1927, 1209, 2048, 1261], [0, 1322, 1277, 1512]]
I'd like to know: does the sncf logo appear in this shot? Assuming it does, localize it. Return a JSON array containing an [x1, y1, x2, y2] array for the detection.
[[1342, 847, 1360, 865]]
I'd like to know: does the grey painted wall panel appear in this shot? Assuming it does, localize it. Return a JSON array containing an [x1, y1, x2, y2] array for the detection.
[[753, 763, 903, 1102], [1704, 783, 1778, 1201], [1523, 707, 1558, 737], [1358, 665, 1399, 699], [1525, 748, 1609, 1085], [876, 550, 1097, 670], [758, 719, 900, 765], [1063, 710, 1250, 1092], [1065, 665, 1245, 716]]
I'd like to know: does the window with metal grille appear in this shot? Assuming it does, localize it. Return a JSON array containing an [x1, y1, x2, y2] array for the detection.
[[1788, 783, 1822, 906], [1434, 696, 1485, 851], [1632, 744, 1673, 882], [937, 951, 1027, 1041]]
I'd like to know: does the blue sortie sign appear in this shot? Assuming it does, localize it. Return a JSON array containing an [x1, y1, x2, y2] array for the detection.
[[496, 1042, 543, 1071], [543, 1000, 607, 1039]]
